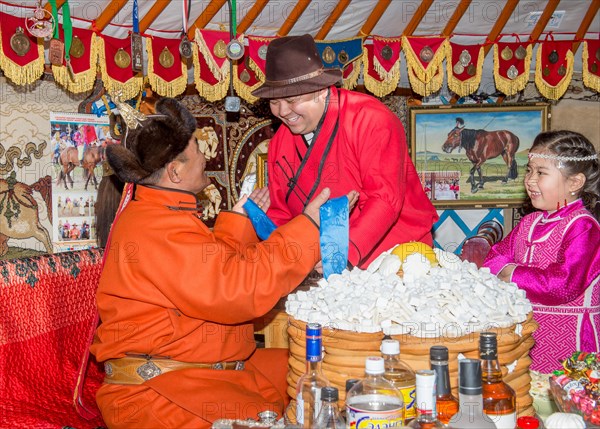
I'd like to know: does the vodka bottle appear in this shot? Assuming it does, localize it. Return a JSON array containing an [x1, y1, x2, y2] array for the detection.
[[295, 323, 329, 428], [448, 359, 496, 429], [479, 332, 517, 429], [408, 369, 445, 429], [346, 356, 405, 428], [381, 339, 417, 422], [430, 345, 459, 425]]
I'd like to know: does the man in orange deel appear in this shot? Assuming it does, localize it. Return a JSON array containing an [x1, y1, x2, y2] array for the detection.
[[90, 97, 358, 428]]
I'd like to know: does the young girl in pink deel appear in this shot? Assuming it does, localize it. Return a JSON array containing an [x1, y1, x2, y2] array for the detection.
[[484, 130, 599, 374]]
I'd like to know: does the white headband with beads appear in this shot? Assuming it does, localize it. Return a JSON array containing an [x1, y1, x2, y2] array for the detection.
[[528, 152, 598, 162]]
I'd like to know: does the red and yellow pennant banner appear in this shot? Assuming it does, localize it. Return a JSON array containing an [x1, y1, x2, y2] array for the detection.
[[447, 42, 484, 97], [233, 54, 262, 103], [402, 36, 448, 96], [193, 29, 231, 101], [362, 36, 401, 97], [147, 36, 187, 97], [582, 39, 600, 93], [0, 12, 44, 85], [493, 41, 533, 96], [342, 59, 361, 90], [98, 34, 143, 99], [246, 35, 276, 81], [535, 39, 573, 100], [52, 27, 99, 94]]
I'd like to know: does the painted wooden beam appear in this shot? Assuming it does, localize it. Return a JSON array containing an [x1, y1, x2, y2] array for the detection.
[[316, 0, 352, 40], [277, 0, 311, 37], [238, 0, 269, 34], [442, 0, 472, 37], [403, 0, 435, 36], [573, 0, 600, 54], [188, 0, 227, 39], [93, 0, 129, 32], [140, 0, 171, 33], [357, 0, 391, 37]]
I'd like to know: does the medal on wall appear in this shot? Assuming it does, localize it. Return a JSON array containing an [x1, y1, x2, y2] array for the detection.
[[159, 47, 175, 68], [69, 35, 85, 59], [419, 46, 434, 63], [179, 34, 193, 59], [49, 38, 65, 65], [10, 27, 31, 57], [114, 48, 131, 68]]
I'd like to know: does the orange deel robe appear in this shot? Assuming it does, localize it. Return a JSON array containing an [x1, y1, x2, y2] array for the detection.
[[90, 185, 320, 428]]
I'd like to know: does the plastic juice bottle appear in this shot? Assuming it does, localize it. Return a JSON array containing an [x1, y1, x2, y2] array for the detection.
[[381, 339, 417, 423]]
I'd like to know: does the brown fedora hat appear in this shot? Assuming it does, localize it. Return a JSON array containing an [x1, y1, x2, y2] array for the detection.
[[251, 34, 342, 99]]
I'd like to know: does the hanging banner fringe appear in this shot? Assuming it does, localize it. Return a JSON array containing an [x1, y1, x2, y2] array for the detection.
[[97, 37, 143, 100], [52, 32, 99, 94], [233, 62, 261, 104], [582, 40, 600, 93], [192, 46, 228, 101], [407, 65, 444, 96], [447, 45, 484, 97], [194, 29, 230, 81], [402, 36, 448, 82], [146, 38, 188, 98], [0, 16, 45, 86], [362, 45, 398, 97], [535, 45, 573, 100], [342, 60, 361, 90], [493, 43, 532, 96]]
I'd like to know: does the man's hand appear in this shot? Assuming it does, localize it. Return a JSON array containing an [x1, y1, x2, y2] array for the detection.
[[232, 187, 271, 215], [304, 188, 359, 227]]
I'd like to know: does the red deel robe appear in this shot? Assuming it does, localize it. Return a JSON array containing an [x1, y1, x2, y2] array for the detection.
[[90, 185, 320, 428], [267, 86, 438, 267]]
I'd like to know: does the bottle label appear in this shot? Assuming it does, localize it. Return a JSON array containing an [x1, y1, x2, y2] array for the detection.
[[400, 385, 416, 421], [347, 394, 404, 429], [485, 411, 516, 429], [295, 392, 322, 425]]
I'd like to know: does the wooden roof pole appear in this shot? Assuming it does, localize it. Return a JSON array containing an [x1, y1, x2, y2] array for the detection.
[[316, 0, 352, 40], [140, 0, 171, 33], [442, 0, 472, 37], [93, 0, 129, 32], [237, 0, 269, 34], [44, 0, 66, 13], [188, 0, 227, 39], [572, 0, 600, 53], [277, 1, 311, 37], [528, 0, 561, 43], [403, 0, 435, 36], [357, 0, 391, 37], [482, 0, 519, 55]]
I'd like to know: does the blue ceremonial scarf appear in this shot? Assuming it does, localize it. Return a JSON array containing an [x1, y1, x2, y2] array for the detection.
[[243, 199, 276, 240], [315, 37, 363, 70], [319, 196, 349, 279], [244, 197, 349, 279]]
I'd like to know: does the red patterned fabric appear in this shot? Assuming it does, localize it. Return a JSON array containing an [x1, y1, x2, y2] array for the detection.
[[0, 249, 105, 428]]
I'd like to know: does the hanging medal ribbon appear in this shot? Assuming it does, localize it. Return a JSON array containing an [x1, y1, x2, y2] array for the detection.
[[131, 0, 143, 73], [180, 0, 193, 59], [320, 196, 350, 280], [52, 26, 99, 93], [48, 0, 64, 66]]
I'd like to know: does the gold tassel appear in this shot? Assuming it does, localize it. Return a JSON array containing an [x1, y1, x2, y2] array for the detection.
[[342, 60, 361, 90], [402, 37, 448, 83], [192, 48, 229, 101], [232, 64, 261, 104], [146, 39, 188, 97], [0, 28, 44, 85], [407, 64, 444, 96], [247, 58, 265, 82], [493, 44, 532, 96], [535, 47, 574, 100], [447, 46, 484, 97], [52, 33, 99, 94], [97, 37, 143, 100], [582, 41, 600, 93], [194, 29, 230, 81], [362, 46, 398, 97]]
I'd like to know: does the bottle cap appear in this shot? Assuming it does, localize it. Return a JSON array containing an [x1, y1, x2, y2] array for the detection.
[[430, 345, 449, 361], [479, 332, 498, 359], [306, 323, 322, 337], [516, 416, 539, 429], [306, 323, 322, 362], [321, 386, 339, 402], [458, 359, 482, 395], [365, 356, 385, 374], [415, 370, 436, 411], [345, 378, 360, 393], [381, 339, 400, 355]]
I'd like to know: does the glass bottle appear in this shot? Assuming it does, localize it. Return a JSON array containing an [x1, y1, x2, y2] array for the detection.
[[430, 345, 459, 425], [295, 323, 329, 428], [381, 339, 417, 422], [515, 416, 539, 429], [408, 369, 445, 429], [448, 359, 496, 429], [479, 332, 517, 429], [313, 386, 346, 428], [346, 356, 405, 428]]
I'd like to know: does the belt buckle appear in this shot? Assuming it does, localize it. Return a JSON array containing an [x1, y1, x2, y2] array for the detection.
[[137, 361, 162, 381], [235, 360, 245, 371]]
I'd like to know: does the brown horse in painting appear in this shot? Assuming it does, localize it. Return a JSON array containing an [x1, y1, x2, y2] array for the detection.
[[442, 127, 520, 193], [57, 146, 104, 190]]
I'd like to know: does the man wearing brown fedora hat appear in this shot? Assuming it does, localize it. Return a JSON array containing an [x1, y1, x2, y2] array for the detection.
[[90, 97, 358, 428], [252, 34, 438, 269]]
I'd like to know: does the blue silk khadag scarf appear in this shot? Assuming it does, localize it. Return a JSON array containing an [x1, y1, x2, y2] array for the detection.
[[243, 197, 349, 279]]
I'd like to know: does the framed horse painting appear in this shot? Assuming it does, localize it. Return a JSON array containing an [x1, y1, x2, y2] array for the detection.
[[408, 103, 550, 208]]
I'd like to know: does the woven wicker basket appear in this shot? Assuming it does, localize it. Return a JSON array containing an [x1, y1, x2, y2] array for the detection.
[[287, 312, 538, 416]]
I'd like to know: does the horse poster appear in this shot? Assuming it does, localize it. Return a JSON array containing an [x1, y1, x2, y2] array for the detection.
[[50, 112, 113, 250], [409, 103, 550, 207]]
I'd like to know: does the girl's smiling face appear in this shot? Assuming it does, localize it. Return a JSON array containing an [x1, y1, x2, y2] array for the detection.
[[525, 151, 578, 211]]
